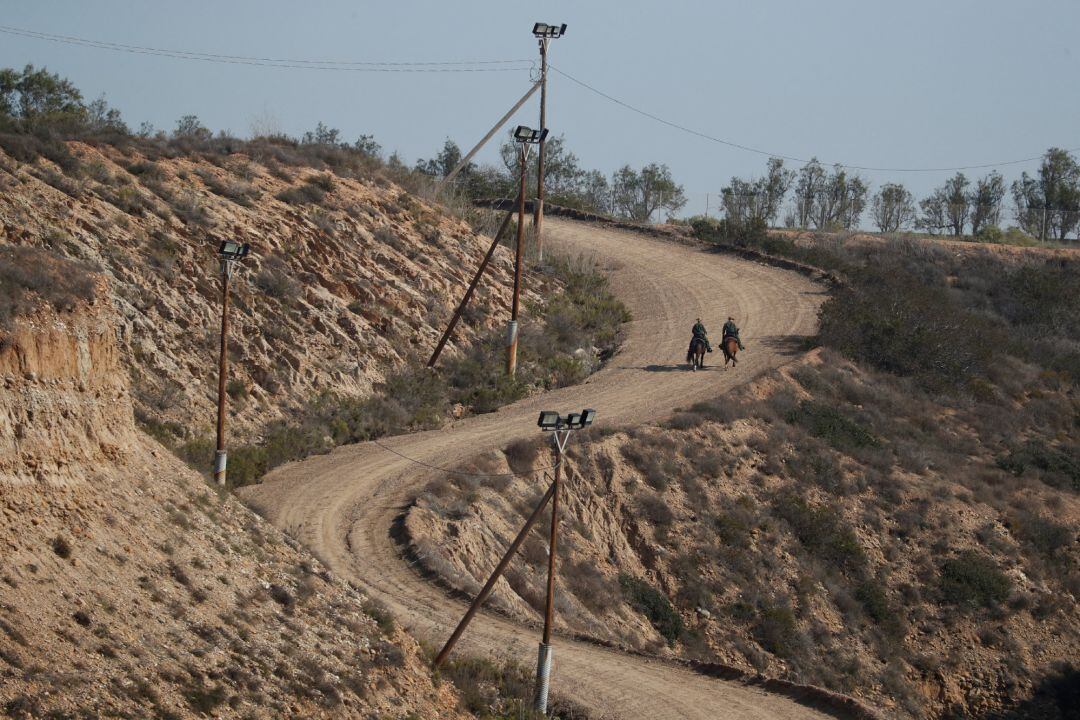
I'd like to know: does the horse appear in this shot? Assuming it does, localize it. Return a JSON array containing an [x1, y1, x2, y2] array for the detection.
[[722, 335, 738, 367], [687, 337, 706, 371]]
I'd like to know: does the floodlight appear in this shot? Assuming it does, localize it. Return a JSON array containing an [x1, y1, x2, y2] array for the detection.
[[513, 125, 548, 144], [218, 240, 250, 260], [532, 22, 567, 38], [580, 408, 596, 427], [566, 412, 582, 428], [538, 411, 560, 430]]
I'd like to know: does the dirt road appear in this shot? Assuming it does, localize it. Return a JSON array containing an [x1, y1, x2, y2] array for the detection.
[[241, 218, 837, 719]]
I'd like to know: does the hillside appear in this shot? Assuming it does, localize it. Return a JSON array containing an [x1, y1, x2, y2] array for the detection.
[[0, 137, 525, 452], [0, 285, 472, 718], [406, 232, 1080, 719]]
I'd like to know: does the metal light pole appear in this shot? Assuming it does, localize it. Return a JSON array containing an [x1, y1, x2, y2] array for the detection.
[[507, 126, 547, 377], [214, 240, 250, 486], [531, 22, 566, 264], [534, 408, 595, 715]]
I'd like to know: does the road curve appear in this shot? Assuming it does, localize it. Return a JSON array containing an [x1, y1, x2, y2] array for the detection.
[[241, 218, 833, 719]]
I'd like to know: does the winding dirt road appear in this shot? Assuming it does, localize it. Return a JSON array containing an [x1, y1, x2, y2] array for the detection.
[[241, 218, 836, 719]]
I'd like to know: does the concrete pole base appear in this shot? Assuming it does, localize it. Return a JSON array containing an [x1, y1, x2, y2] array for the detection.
[[533, 641, 552, 714], [214, 450, 227, 486], [505, 320, 519, 376]]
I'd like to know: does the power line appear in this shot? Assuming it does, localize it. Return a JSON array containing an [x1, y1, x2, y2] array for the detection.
[[549, 64, 1079, 174], [373, 438, 560, 479], [0, 25, 534, 73]]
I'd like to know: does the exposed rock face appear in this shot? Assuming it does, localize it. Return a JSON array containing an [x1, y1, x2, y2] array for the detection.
[[0, 287, 467, 717], [0, 281, 130, 485], [0, 142, 527, 443]]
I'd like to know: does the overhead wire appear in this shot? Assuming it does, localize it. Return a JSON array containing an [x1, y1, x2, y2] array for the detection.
[[549, 64, 1080, 174], [0, 24, 534, 73]]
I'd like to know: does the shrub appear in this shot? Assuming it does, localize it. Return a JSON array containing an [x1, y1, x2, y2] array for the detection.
[[638, 493, 674, 527], [275, 174, 332, 205], [939, 551, 1011, 610], [772, 493, 865, 571], [786, 401, 878, 451], [51, 535, 73, 559], [0, 246, 97, 332], [254, 256, 300, 300], [1009, 512, 1073, 558], [619, 573, 683, 645], [997, 441, 1080, 492], [755, 604, 799, 657]]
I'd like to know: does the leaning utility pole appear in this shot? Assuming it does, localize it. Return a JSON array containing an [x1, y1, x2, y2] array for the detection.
[[533, 408, 595, 715], [506, 126, 547, 376], [213, 240, 250, 486], [531, 22, 566, 263]]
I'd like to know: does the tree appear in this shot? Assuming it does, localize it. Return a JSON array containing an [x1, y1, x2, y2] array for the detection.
[[611, 163, 686, 222], [173, 114, 211, 141], [943, 173, 970, 236], [1012, 148, 1080, 242], [792, 160, 867, 229], [721, 158, 793, 228], [85, 95, 127, 135], [353, 134, 381, 159], [0, 64, 88, 132], [969, 172, 1006, 236], [917, 192, 950, 235], [871, 183, 916, 232], [416, 138, 468, 178], [302, 121, 342, 146]]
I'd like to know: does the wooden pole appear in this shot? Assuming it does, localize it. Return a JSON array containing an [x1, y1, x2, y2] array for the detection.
[[434, 81, 542, 195], [506, 146, 527, 376], [533, 38, 548, 262], [433, 480, 556, 668], [428, 202, 517, 368], [214, 261, 231, 485]]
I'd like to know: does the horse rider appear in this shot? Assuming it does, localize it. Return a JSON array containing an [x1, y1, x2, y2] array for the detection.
[[691, 317, 712, 353], [722, 316, 745, 350]]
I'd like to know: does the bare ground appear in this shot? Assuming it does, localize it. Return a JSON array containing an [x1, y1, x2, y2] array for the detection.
[[241, 218, 841, 719]]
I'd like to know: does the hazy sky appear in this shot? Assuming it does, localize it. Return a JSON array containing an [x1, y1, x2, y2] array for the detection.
[[3, 1, 1079, 218]]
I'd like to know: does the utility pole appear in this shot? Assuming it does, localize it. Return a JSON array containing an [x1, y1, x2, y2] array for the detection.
[[705, 192, 709, 219], [531, 22, 566, 263], [533, 408, 595, 715], [213, 240, 250, 486], [507, 126, 547, 376], [508, 143, 527, 376]]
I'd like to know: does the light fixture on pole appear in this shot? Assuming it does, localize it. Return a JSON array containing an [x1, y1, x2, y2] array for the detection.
[[214, 239, 250, 486], [533, 407, 595, 714], [507, 125, 548, 377], [530, 21, 567, 264]]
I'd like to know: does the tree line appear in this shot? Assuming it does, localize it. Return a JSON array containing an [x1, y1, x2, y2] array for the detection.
[[717, 150, 1080, 242]]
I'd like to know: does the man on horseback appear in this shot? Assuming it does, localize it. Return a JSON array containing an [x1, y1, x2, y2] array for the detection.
[[722, 316, 745, 350], [691, 318, 712, 353]]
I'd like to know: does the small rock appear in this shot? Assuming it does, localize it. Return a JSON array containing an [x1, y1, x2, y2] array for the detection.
[[696, 607, 712, 619]]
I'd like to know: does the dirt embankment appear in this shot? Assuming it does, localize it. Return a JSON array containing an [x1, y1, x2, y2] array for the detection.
[[0, 290, 468, 718], [408, 351, 1079, 720], [0, 142, 528, 446]]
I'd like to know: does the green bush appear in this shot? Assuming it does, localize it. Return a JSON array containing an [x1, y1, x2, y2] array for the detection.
[[997, 441, 1080, 492], [786, 401, 878, 451], [772, 493, 865, 572], [755, 604, 799, 657], [619, 573, 683, 645], [0, 245, 97, 333], [939, 551, 1011, 610]]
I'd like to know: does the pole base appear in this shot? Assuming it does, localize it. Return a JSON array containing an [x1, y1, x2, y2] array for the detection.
[[533, 642, 552, 714], [505, 321, 519, 376], [214, 450, 227, 486]]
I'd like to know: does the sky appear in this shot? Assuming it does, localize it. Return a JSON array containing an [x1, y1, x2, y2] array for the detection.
[[2, 0, 1079, 220]]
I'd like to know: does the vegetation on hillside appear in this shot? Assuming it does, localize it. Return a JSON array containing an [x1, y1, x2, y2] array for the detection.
[[173, 252, 629, 488]]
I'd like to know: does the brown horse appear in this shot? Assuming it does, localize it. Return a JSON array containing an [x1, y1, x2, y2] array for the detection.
[[687, 337, 706, 371], [722, 335, 738, 367]]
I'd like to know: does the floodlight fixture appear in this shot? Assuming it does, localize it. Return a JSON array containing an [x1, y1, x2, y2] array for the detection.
[[538, 411, 560, 430], [580, 408, 596, 427], [565, 412, 582, 429], [513, 125, 548, 144], [218, 240, 250, 260], [532, 22, 567, 39]]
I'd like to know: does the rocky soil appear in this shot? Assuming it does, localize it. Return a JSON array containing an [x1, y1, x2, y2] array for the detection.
[[408, 351, 1079, 720], [0, 291, 473, 718], [0, 141, 527, 447]]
